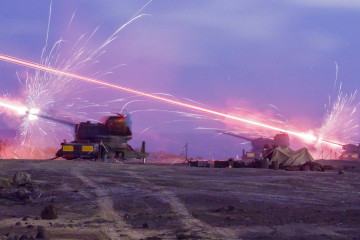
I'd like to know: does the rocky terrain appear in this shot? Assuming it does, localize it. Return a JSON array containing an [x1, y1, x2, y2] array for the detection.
[[0, 159, 359, 240]]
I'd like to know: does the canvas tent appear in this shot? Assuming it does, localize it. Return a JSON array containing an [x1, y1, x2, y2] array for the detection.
[[270, 147, 314, 166]]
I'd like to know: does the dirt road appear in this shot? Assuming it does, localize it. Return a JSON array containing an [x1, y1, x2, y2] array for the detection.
[[0, 159, 359, 239]]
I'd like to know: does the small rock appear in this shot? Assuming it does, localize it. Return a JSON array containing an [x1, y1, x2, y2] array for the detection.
[[41, 205, 58, 220], [338, 170, 345, 175], [34, 217, 40, 220], [26, 224, 34, 229], [23, 216, 29, 221], [15, 221, 21, 226], [12, 172, 31, 186], [142, 223, 149, 229], [0, 177, 13, 189]]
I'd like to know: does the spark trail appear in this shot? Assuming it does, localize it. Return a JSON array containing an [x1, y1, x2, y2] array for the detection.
[[0, 53, 342, 147]]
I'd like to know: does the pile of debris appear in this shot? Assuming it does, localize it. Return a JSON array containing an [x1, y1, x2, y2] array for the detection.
[[0, 172, 41, 202]]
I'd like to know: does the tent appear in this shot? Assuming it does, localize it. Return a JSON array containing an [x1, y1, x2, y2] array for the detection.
[[270, 147, 314, 166]]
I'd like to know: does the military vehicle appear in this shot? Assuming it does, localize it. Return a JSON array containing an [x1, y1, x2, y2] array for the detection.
[[55, 114, 148, 162], [340, 143, 360, 160], [26, 111, 148, 162], [218, 131, 290, 159]]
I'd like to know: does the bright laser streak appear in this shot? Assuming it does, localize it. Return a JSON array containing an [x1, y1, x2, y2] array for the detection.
[[0, 99, 40, 122], [0, 53, 342, 147], [0, 100, 27, 115]]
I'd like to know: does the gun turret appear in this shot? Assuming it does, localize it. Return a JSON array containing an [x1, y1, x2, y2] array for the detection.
[[218, 130, 290, 154]]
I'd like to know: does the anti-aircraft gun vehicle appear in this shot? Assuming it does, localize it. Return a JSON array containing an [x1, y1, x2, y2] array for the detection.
[[54, 114, 149, 162], [340, 143, 360, 160], [219, 131, 290, 160]]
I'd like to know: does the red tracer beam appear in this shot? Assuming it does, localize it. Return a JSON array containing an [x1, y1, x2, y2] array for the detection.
[[0, 53, 342, 147]]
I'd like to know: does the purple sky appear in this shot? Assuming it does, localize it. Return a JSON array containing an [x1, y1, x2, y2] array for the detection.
[[0, 1, 359, 158]]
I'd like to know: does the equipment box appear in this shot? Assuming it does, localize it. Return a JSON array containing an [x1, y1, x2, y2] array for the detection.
[[188, 160, 210, 168]]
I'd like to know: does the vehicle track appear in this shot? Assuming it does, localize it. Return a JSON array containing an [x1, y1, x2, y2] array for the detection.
[[126, 171, 239, 240], [71, 168, 145, 240]]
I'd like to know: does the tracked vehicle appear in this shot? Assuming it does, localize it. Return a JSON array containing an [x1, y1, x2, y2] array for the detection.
[[56, 114, 148, 162]]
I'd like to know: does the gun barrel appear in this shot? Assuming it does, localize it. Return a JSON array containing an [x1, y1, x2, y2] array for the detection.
[[217, 130, 253, 141], [26, 111, 76, 127]]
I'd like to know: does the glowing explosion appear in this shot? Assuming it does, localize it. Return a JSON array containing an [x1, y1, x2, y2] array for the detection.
[[314, 70, 360, 158]]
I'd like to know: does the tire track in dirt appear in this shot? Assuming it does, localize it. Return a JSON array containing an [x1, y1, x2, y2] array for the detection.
[[71, 168, 144, 240], [127, 171, 239, 240]]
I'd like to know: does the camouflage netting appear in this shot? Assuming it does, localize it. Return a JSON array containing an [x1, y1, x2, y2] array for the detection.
[[270, 147, 315, 166]]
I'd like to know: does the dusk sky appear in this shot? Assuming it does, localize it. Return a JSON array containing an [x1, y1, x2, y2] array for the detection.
[[0, 1, 359, 158]]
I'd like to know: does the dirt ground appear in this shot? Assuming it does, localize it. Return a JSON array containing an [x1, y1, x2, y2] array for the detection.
[[0, 159, 359, 240]]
